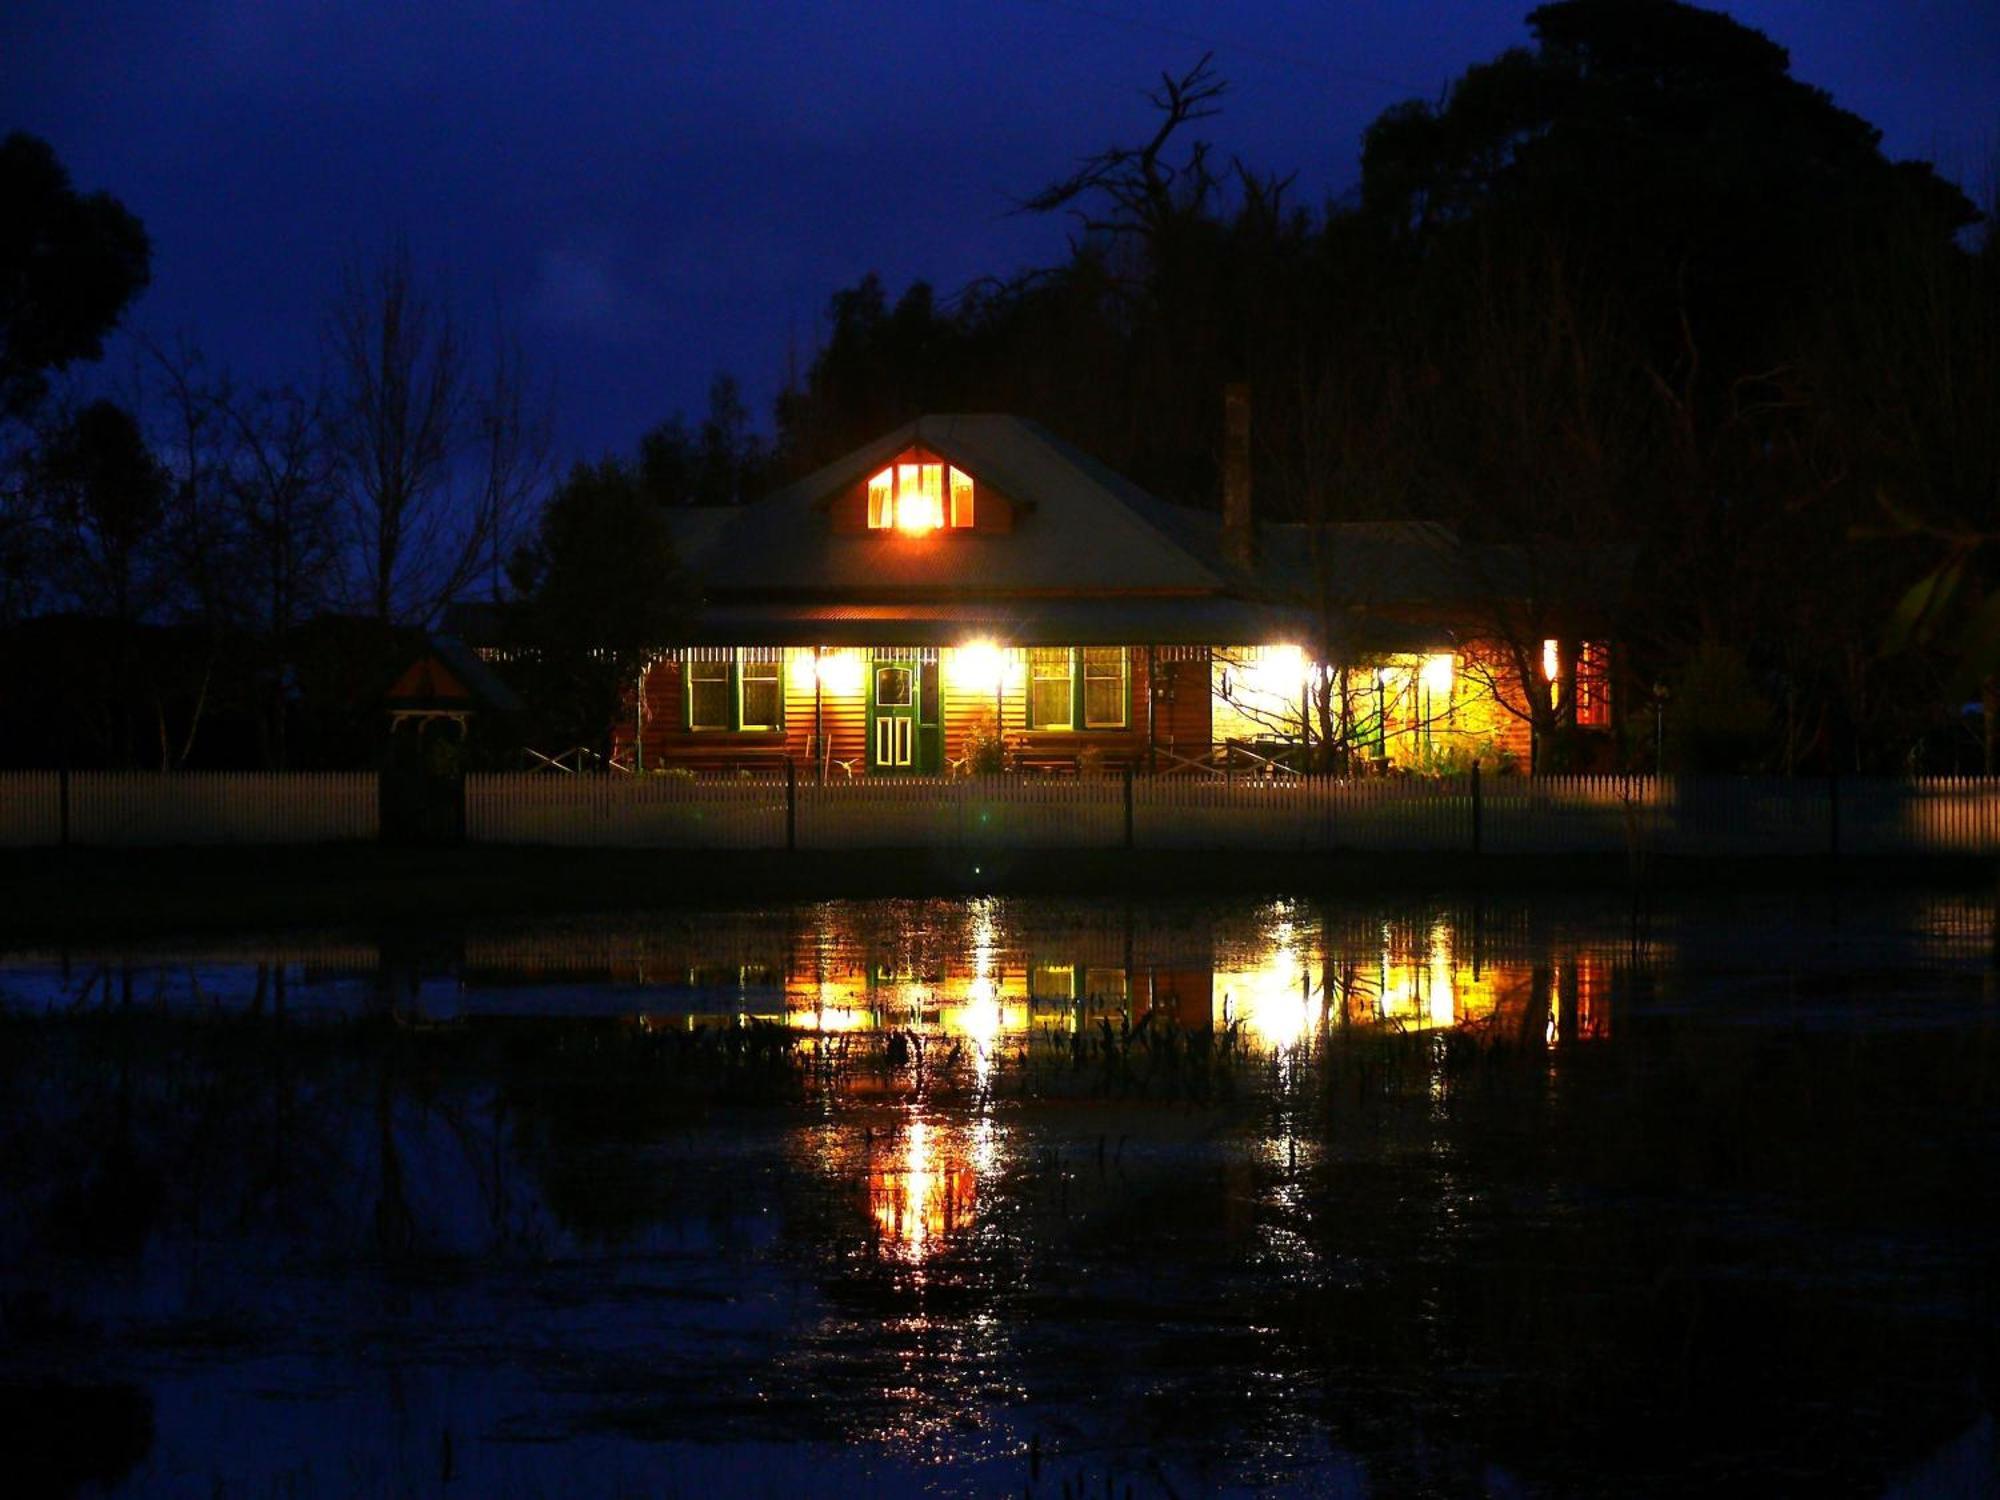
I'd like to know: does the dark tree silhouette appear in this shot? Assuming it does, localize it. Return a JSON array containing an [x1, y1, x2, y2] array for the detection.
[[638, 373, 772, 507], [31, 399, 170, 763], [326, 246, 549, 624], [506, 460, 684, 754], [0, 133, 150, 420]]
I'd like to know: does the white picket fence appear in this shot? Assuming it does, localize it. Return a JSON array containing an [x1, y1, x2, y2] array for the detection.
[[0, 772, 378, 847], [0, 772, 63, 847], [464, 772, 785, 849], [461, 771, 2000, 857], [4, 769, 2000, 855]]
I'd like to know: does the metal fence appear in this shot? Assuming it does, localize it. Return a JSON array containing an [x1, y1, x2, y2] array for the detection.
[[4, 769, 2000, 856]]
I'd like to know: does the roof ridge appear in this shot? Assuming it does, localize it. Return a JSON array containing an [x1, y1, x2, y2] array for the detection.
[[982, 418, 1229, 592]]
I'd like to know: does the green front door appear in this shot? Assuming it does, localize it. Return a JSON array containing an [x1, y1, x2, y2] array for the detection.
[[868, 655, 941, 774]]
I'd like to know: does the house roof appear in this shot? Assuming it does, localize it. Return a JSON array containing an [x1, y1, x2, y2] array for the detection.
[[440, 416, 1623, 658], [667, 415, 1226, 596], [680, 595, 1317, 649], [386, 635, 524, 713]]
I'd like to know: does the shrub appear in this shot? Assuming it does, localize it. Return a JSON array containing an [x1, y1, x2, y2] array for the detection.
[[960, 709, 1006, 775]]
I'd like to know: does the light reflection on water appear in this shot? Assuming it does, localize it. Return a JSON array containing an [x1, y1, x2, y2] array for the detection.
[[1, 898, 1623, 1279], [3, 890, 1999, 1496], [0, 896, 1638, 1048], [869, 1113, 988, 1262], [452, 896, 1623, 1058]]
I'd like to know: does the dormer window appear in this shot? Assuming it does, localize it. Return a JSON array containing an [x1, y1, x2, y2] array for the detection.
[[867, 459, 975, 531]]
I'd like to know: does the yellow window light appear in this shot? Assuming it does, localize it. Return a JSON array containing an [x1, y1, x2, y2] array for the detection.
[[896, 463, 943, 531], [867, 457, 973, 531], [1542, 638, 1560, 681], [948, 466, 975, 528], [867, 469, 893, 529]]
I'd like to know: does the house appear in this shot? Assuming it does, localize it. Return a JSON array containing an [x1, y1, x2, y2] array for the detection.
[[617, 413, 1617, 777]]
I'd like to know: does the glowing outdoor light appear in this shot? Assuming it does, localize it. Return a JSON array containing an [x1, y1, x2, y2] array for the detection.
[[1542, 638, 1560, 681], [1427, 923, 1456, 1029], [1420, 652, 1454, 697], [1219, 902, 1317, 1050], [814, 648, 864, 697], [1245, 643, 1309, 695], [787, 648, 817, 695], [949, 639, 1008, 695]]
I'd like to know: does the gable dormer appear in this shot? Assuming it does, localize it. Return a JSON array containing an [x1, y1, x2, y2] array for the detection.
[[826, 446, 1017, 534]]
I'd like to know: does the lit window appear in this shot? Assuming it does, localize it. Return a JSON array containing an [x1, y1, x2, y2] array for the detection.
[[740, 654, 782, 729], [867, 459, 975, 530], [1030, 963, 1076, 1001], [1576, 641, 1611, 727], [687, 650, 784, 732], [1029, 647, 1072, 728], [1028, 647, 1130, 731], [1083, 967, 1129, 1005], [688, 656, 732, 731], [1083, 647, 1128, 728]]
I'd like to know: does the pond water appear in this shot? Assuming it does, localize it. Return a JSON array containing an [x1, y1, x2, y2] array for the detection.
[[3, 889, 1998, 1497]]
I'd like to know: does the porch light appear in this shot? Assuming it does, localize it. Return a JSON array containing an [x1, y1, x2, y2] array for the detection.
[[814, 648, 865, 697], [787, 648, 817, 695], [1542, 639, 1560, 681], [949, 639, 1008, 695], [1247, 644, 1309, 695], [1421, 653, 1454, 696]]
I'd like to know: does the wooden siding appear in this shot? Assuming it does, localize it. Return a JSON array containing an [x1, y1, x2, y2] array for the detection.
[[941, 646, 1163, 771], [620, 650, 870, 777], [1154, 652, 1214, 768], [802, 650, 870, 776], [614, 642, 1555, 775]]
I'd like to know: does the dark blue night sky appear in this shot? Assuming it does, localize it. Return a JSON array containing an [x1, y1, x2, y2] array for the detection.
[[6, 1, 1995, 465]]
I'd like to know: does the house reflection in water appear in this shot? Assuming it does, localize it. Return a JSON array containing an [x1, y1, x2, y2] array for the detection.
[[867, 1114, 996, 1261], [459, 898, 1615, 1050], [456, 899, 1621, 1264]]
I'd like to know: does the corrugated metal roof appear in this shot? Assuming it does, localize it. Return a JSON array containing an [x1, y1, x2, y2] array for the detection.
[[678, 597, 1453, 652], [659, 506, 736, 571], [683, 596, 1311, 647], [465, 417, 1626, 659]]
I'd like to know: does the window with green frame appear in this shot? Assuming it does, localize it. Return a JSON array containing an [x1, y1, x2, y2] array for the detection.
[[686, 650, 784, 731], [1030, 962, 1077, 1002], [1027, 646, 1129, 730]]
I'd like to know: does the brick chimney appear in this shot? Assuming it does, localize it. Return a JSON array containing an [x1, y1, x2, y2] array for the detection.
[[1222, 382, 1253, 572]]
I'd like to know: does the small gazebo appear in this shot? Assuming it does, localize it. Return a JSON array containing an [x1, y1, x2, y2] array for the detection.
[[384, 636, 522, 739]]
